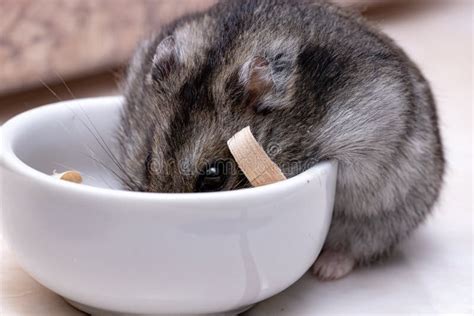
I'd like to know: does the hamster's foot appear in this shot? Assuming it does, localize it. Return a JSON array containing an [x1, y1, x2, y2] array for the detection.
[[312, 249, 355, 281]]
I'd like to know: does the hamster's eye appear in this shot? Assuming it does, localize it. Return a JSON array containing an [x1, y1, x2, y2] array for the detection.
[[196, 160, 230, 192]]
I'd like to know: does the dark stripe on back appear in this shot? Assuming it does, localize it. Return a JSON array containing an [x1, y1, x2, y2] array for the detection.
[[164, 0, 263, 152]]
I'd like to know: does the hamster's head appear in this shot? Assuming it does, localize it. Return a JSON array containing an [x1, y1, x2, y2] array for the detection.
[[117, 25, 321, 193]]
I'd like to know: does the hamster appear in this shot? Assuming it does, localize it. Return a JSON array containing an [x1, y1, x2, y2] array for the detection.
[[117, 0, 445, 280]]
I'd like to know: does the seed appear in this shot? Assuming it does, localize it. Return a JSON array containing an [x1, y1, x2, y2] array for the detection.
[[52, 170, 83, 184]]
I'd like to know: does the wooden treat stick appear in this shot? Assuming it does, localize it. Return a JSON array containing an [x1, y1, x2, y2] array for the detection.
[[227, 126, 286, 187], [52, 170, 83, 184]]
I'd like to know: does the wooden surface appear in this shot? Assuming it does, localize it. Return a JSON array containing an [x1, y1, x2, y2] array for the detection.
[[0, 0, 215, 95]]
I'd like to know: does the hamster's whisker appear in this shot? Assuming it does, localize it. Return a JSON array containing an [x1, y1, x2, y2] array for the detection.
[[54, 118, 117, 188], [38, 78, 62, 102], [77, 104, 121, 167], [108, 68, 124, 88], [54, 72, 76, 99], [229, 175, 250, 190], [80, 152, 133, 189], [62, 104, 138, 188]]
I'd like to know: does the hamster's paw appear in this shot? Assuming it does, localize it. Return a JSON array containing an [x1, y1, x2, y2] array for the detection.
[[312, 249, 355, 281]]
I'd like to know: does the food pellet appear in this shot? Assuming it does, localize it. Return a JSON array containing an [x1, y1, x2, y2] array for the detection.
[[52, 170, 83, 184], [227, 126, 286, 187]]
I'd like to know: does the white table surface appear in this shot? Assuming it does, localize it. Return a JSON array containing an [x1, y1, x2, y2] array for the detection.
[[1, 1, 472, 315]]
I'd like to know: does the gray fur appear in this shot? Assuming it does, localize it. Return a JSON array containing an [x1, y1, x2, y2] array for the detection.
[[118, 0, 444, 267]]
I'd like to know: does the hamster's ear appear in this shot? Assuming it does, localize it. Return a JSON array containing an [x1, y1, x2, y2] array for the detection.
[[150, 36, 177, 82], [239, 53, 297, 113], [239, 56, 274, 112]]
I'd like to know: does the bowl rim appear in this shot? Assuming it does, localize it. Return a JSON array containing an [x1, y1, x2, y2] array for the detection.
[[1, 96, 337, 203]]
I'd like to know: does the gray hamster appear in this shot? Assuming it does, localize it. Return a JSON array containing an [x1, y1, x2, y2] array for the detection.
[[117, 0, 445, 280]]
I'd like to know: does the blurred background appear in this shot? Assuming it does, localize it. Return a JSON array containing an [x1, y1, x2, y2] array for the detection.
[[1, 0, 472, 315]]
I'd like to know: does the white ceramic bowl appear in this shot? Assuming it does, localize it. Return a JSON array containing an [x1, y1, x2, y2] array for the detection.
[[0, 97, 337, 316]]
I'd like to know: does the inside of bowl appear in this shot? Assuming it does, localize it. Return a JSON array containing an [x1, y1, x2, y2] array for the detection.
[[10, 99, 124, 190]]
